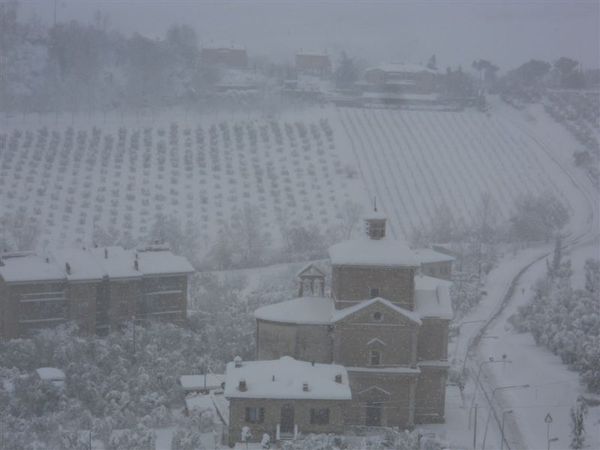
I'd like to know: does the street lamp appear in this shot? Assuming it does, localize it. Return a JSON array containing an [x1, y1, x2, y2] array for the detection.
[[468, 356, 512, 429], [500, 409, 513, 450], [482, 384, 529, 450]]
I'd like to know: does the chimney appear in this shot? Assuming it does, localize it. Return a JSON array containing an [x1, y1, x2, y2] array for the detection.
[[238, 379, 247, 392], [311, 360, 315, 366], [272, 375, 275, 382], [104, 248, 108, 259], [302, 382, 309, 392], [335, 374, 342, 384], [65, 262, 71, 275], [365, 202, 386, 240], [134, 260, 139, 271], [234, 356, 242, 368]]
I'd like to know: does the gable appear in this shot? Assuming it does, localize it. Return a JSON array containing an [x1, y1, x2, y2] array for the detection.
[[333, 298, 421, 327], [356, 386, 392, 402]]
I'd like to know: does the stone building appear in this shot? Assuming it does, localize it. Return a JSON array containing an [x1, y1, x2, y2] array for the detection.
[[225, 212, 452, 443], [0, 245, 194, 339]]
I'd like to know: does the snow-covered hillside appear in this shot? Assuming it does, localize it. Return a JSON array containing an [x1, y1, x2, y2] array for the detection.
[[0, 101, 591, 251]]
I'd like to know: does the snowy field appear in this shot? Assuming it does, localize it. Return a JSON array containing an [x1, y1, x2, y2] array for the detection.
[[0, 99, 592, 253], [335, 101, 591, 239], [0, 110, 364, 251]]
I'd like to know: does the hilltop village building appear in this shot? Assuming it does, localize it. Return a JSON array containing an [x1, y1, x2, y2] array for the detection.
[[0, 245, 194, 339], [225, 213, 452, 444]]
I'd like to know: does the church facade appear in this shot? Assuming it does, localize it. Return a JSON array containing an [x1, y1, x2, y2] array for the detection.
[[225, 213, 452, 444]]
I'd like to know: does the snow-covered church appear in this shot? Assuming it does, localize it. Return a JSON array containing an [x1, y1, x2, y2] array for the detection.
[[224, 211, 452, 444]]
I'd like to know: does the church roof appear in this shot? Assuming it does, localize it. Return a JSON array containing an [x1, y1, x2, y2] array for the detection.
[[331, 297, 422, 325], [414, 248, 456, 264], [224, 356, 351, 400], [255, 297, 333, 325], [414, 275, 453, 319], [328, 237, 419, 267]]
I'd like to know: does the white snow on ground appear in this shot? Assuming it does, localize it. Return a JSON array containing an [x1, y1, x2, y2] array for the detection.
[[479, 241, 600, 450]]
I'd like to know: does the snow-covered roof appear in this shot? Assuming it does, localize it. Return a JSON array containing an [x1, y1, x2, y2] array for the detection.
[[90, 246, 140, 279], [225, 356, 351, 400], [328, 237, 419, 267], [346, 366, 421, 375], [0, 246, 193, 283], [0, 253, 65, 283], [255, 297, 333, 325], [256, 296, 423, 325], [296, 263, 325, 278], [136, 248, 195, 276], [184, 393, 215, 412], [369, 62, 438, 74], [180, 374, 225, 391], [52, 248, 105, 281], [202, 42, 245, 51], [414, 275, 453, 319], [36, 367, 65, 381], [36, 367, 65, 387], [413, 248, 456, 264], [332, 297, 422, 325]]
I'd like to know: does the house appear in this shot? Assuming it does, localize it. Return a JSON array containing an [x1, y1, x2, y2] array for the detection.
[[295, 52, 332, 78], [201, 44, 248, 69], [225, 356, 351, 443], [225, 211, 452, 444], [0, 245, 194, 339]]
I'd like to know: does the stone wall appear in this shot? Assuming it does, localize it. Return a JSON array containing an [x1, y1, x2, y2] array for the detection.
[[417, 318, 449, 361], [333, 301, 418, 367], [257, 320, 332, 363], [331, 265, 415, 310], [345, 371, 417, 427], [414, 366, 447, 423], [227, 398, 346, 446]]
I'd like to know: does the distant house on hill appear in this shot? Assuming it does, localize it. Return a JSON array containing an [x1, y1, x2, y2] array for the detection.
[[201, 43, 248, 69], [0, 245, 194, 339], [223, 211, 453, 445], [295, 52, 332, 78], [364, 63, 439, 93]]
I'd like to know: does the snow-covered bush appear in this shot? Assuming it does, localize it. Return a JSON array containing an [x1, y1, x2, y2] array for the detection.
[[510, 259, 600, 392]]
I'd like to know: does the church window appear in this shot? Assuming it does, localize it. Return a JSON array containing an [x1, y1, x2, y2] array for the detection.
[[372, 311, 383, 322], [369, 349, 381, 366]]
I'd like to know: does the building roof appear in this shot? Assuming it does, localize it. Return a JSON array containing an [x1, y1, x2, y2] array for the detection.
[[52, 248, 105, 281], [36, 367, 65, 381], [0, 252, 65, 283], [90, 246, 140, 279], [225, 356, 351, 400], [255, 295, 434, 325], [413, 248, 456, 264], [414, 275, 453, 319], [136, 247, 195, 275], [0, 246, 193, 284], [368, 62, 438, 74], [331, 297, 422, 325], [180, 374, 226, 391], [255, 297, 333, 325], [328, 237, 419, 267]]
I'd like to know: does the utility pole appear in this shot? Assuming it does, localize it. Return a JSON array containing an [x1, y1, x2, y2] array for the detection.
[[545, 413, 553, 450], [473, 403, 478, 450]]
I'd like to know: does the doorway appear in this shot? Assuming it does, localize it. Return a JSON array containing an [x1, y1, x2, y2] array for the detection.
[[280, 404, 295, 434], [365, 402, 383, 426]]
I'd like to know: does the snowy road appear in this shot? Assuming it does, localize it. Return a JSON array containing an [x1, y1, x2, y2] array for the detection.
[[454, 102, 599, 450]]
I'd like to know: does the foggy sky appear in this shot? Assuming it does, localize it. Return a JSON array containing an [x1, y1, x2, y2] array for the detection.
[[18, 0, 600, 71]]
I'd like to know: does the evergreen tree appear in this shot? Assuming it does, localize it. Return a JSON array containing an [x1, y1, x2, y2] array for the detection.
[[570, 396, 588, 449]]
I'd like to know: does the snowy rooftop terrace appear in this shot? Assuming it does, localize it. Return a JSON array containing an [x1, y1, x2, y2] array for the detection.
[[224, 356, 351, 400], [254, 275, 452, 324], [0, 245, 194, 283]]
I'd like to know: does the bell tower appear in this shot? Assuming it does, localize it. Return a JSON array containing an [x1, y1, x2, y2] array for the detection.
[[365, 201, 387, 240]]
